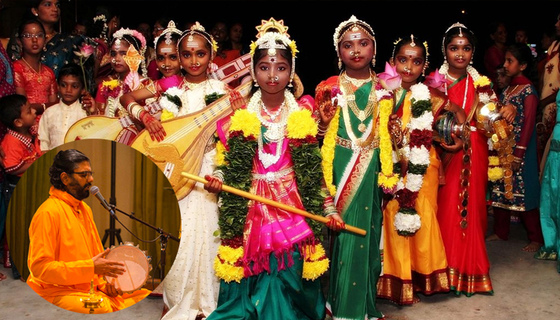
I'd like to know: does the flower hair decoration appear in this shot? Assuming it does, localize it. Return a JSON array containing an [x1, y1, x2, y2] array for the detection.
[[249, 18, 298, 86], [178, 22, 218, 60], [112, 27, 148, 76], [153, 20, 182, 48]]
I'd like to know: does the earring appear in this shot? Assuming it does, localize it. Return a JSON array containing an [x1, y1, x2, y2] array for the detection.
[[371, 58, 376, 68], [253, 80, 259, 87], [338, 58, 342, 70]]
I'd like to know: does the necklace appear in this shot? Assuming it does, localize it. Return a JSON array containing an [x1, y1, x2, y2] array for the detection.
[[503, 85, 519, 104], [261, 101, 285, 121], [21, 57, 42, 84], [341, 74, 377, 132], [184, 79, 207, 90], [342, 71, 372, 88]]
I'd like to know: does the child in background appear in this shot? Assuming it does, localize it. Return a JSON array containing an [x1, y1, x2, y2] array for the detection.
[[13, 19, 58, 116], [120, 20, 183, 142], [487, 43, 543, 252], [376, 35, 450, 305], [38, 63, 95, 151], [0, 94, 42, 178]]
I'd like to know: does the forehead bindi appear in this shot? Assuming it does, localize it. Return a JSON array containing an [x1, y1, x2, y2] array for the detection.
[[343, 29, 369, 42]]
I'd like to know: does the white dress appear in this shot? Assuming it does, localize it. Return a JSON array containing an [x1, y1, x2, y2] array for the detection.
[[162, 78, 228, 320]]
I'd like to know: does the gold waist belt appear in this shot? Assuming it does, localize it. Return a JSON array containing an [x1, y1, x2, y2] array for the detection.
[[253, 167, 294, 183], [336, 136, 379, 151]]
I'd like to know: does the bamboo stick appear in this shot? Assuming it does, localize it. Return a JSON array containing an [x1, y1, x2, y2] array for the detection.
[[182, 172, 366, 236]]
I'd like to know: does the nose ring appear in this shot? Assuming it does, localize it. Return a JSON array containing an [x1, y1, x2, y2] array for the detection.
[[193, 62, 201, 67], [111, 58, 116, 64], [269, 75, 279, 82], [403, 66, 411, 73]]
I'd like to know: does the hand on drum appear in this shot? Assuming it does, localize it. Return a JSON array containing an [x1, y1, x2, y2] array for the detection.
[[93, 248, 126, 278], [204, 175, 223, 193], [103, 278, 123, 297]]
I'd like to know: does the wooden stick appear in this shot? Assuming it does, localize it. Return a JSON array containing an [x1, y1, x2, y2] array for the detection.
[[182, 172, 366, 236]]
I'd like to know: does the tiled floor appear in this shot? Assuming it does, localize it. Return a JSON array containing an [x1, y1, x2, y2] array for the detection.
[[1, 215, 559, 320]]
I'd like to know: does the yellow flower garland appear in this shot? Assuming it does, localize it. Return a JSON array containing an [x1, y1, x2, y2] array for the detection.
[[287, 109, 318, 138], [214, 245, 244, 283], [378, 98, 399, 192], [321, 108, 340, 197]]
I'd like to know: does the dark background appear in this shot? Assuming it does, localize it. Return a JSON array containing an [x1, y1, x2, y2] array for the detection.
[[1, 0, 558, 95]]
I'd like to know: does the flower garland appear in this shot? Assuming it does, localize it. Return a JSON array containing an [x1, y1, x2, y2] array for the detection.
[[391, 83, 433, 236], [214, 94, 329, 283], [160, 87, 185, 120], [377, 87, 400, 193]]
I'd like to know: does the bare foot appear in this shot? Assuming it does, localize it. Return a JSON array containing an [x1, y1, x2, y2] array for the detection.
[[522, 241, 542, 252], [486, 234, 503, 241], [0, 272, 7, 281]]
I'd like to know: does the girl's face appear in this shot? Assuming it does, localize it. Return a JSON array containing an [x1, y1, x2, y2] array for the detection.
[[445, 35, 473, 71], [254, 51, 291, 95], [156, 40, 181, 78], [58, 74, 84, 105], [110, 40, 131, 74], [393, 43, 425, 86], [503, 51, 525, 78], [339, 28, 375, 72], [34, 0, 60, 25], [229, 24, 243, 43], [20, 23, 46, 55], [179, 34, 211, 81]]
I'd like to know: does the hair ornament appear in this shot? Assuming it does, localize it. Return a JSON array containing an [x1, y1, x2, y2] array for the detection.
[[445, 22, 468, 35], [410, 34, 416, 47], [93, 14, 106, 23], [154, 20, 182, 47], [333, 15, 376, 62], [249, 18, 297, 86]]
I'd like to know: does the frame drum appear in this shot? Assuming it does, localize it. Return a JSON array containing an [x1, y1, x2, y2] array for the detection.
[[104, 242, 152, 293]]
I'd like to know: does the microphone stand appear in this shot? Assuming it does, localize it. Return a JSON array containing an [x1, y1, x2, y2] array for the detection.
[[109, 204, 179, 282]]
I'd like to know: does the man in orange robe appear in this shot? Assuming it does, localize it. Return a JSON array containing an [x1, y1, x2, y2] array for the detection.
[[27, 149, 150, 313]]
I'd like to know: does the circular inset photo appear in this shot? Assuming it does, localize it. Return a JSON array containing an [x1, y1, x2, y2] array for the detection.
[[4, 139, 180, 315]]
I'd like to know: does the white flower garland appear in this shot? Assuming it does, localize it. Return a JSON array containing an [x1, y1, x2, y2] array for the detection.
[[393, 83, 433, 236], [160, 86, 185, 116]]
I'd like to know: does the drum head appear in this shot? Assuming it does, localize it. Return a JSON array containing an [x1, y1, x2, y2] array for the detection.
[[104, 243, 151, 293]]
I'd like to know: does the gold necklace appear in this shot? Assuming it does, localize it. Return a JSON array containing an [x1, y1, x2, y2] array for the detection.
[[21, 57, 42, 84], [341, 74, 377, 132], [503, 85, 519, 104], [342, 71, 372, 88]]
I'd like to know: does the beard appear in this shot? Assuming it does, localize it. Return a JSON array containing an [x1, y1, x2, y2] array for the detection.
[[67, 180, 91, 201]]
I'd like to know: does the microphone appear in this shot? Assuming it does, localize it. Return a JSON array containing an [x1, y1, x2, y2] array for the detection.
[[90, 186, 115, 216]]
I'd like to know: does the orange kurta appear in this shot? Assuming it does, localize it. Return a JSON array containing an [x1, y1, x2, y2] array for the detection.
[[27, 186, 150, 313]]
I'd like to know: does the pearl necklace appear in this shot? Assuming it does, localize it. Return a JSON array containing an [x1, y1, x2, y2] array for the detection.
[[261, 101, 285, 121]]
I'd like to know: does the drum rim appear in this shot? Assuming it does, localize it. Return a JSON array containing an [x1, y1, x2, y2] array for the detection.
[[103, 242, 151, 294]]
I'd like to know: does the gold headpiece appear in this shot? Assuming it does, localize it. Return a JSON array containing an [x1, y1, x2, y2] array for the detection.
[[333, 15, 375, 58], [154, 20, 182, 47], [250, 18, 297, 86]]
